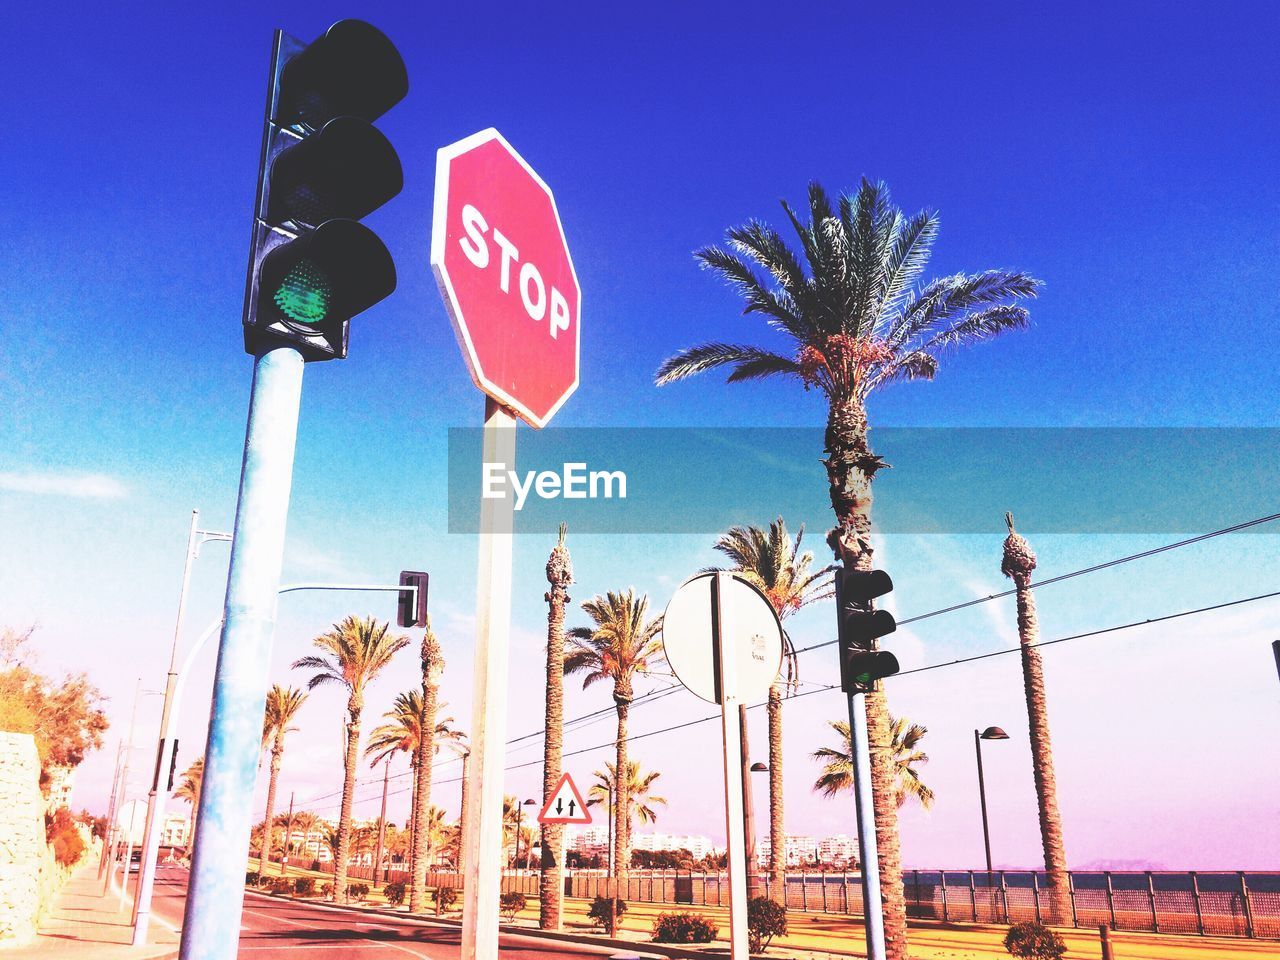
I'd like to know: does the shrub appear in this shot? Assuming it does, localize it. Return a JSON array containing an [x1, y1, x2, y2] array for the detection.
[[268, 877, 293, 895], [246, 871, 262, 887], [310, 860, 322, 872], [294, 877, 316, 896], [320, 882, 333, 898], [747, 897, 788, 953], [498, 891, 526, 922], [384, 881, 406, 905], [652, 912, 719, 944], [435, 886, 458, 914], [1004, 921, 1067, 960], [587, 896, 628, 930], [45, 807, 86, 867], [346, 882, 369, 902]]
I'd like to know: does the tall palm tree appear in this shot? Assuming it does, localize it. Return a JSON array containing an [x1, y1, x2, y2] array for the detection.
[[409, 618, 445, 913], [656, 178, 1040, 959], [565, 590, 664, 893], [709, 519, 833, 901], [541, 523, 573, 929], [258, 685, 308, 873], [293, 615, 409, 901], [587, 761, 668, 841], [812, 715, 935, 810], [173, 756, 203, 852], [1001, 513, 1070, 922]]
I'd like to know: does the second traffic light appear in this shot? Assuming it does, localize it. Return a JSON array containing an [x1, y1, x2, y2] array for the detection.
[[398, 570, 429, 629], [243, 20, 407, 361], [835, 567, 900, 694]]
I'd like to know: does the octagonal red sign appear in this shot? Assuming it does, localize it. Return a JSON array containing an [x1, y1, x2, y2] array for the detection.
[[431, 129, 581, 428]]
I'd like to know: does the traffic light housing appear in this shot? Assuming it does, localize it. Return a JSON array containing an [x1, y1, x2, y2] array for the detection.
[[398, 570, 429, 628], [244, 20, 407, 361], [835, 567, 900, 694]]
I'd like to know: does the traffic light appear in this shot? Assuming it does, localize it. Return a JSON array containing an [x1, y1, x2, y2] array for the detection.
[[243, 20, 407, 361], [835, 567, 900, 694], [398, 570, 429, 628]]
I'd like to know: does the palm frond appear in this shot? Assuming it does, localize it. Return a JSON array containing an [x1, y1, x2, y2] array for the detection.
[[923, 303, 1030, 352], [655, 343, 799, 386]]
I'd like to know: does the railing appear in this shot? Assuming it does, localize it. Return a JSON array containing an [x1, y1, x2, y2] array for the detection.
[[300, 863, 1280, 940]]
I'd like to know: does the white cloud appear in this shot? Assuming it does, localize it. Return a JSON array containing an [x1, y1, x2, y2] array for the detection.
[[0, 470, 128, 499]]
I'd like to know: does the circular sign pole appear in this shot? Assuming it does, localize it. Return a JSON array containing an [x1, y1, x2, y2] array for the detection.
[[712, 573, 751, 960]]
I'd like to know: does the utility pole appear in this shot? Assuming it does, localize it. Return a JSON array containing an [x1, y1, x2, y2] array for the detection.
[[373, 759, 390, 887], [98, 740, 124, 880], [281, 792, 294, 877], [105, 680, 142, 896]]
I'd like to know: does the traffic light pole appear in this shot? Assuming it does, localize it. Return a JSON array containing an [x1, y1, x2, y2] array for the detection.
[[846, 691, 886, 960], [180, 345, 305, 960], [462, 397, 517, 960]]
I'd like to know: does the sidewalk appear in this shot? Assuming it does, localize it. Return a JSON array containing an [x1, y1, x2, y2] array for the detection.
[[10, 863, 178, 960]]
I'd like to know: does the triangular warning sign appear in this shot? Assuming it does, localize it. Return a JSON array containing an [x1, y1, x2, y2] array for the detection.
[[537, 771, 592, 825]]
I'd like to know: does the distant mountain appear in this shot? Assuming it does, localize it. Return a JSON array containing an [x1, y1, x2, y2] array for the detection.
[[1076, 858, 1165, 871]]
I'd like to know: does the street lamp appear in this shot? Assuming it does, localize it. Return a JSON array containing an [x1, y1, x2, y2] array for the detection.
[[749, 763, 768, 882], [521, 798, 537, 870], [974, 726, 1009, 874]]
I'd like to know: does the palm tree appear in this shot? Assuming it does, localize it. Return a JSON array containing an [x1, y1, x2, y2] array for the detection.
[[587, 761, 668, 843], [285, 810, 320, 874], [419, 804, 449, 869], [565, 590, 664, 893], [812, 715, 935, 810], [540, 523, 573, 929], [656, 178, 1040, 959], [409, 617, 445, 913], [709, 519, 833, 901], [258, 685, 308, 873], [293, 615, 410, 901], [173, 756, 203, 853], [1001, 513, 1070, 922]]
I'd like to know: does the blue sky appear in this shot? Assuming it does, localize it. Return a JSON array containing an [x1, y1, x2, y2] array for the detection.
[[2, 1, 1278, 869]]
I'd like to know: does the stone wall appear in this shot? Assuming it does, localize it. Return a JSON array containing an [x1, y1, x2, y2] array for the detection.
[[0, 732, 44, 946]]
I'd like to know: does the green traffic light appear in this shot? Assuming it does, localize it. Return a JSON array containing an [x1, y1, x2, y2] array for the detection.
[[273, 259, 331, 325]]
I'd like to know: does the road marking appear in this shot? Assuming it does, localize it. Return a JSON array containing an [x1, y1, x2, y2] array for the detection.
[[241, 905, 433, 959]]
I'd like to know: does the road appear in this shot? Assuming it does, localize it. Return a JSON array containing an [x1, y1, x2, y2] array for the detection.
[[145, 867, 619, 960]]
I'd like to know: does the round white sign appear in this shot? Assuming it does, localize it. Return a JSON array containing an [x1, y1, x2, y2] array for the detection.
[[661, 572, 784, 705]]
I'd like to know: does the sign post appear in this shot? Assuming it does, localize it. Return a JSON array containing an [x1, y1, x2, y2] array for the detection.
[[431, 128, 580, 960], [662, 572, 783, 960]]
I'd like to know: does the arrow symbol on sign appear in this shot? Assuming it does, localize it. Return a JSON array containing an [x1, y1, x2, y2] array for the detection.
[[556, 799, 563, 815], [568, 800, 576, 816]]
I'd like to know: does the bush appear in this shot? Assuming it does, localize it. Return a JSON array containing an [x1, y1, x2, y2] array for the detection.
[[498, 891, 526, 922], [46, 808, 86, 867], [435, 886, 458, 914], [384, 881, 406, 905], [268, 877, 293, 895], [747, 897, 788, 953], [346, 882, 370, 902], [587, 896, 628, 930], [246, 871, 262, 887], [310, 859, 322, 872], [294, 877, 316, 896], [1004, 922, 1067, 960], [320, 882, 333, 898], [652, 912, 719, 944]]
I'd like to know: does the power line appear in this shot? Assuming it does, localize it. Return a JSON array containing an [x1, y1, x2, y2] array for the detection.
[[791, 511, 1280, 656]]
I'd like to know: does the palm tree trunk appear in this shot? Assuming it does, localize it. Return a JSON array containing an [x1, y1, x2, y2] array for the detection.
[[259, 744, 281, 874], [407, 758, 419, 878], [1011, 568, 1071, 921], [540, 560, 569, 929], [333, 703, 362, 901], [409, 677, 439, 912], [613, 691, 630, 895], [766, 681, 786, 904], [824, 397, 907, 960]]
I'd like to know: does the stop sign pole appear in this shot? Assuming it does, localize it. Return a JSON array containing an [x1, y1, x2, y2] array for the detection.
[[431, 128, 580, 960]]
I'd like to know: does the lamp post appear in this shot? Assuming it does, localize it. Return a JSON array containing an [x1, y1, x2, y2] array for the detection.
[[749, 762, 769, 893], [975, 726, 1009, 919], [521, 799, 537, 871]]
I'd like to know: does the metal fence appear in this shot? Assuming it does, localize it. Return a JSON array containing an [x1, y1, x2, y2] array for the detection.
[[341, 866, 1280, 940]]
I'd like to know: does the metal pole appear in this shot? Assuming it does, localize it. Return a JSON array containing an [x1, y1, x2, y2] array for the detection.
[[739, 704, 760, 899], [974, 730, 994, 875], [180, 345, 305, 960], [98, 740, 124, 880], [461, 397, 517, 960], [847, 689, 886, 960], [1272, 639, 1279, 686], [281, 792, 294, 877], [105, 680, 143, 895], [119, 803, 138, 909], [134, 512, 209, 942], [373, 759, 389, 887], [132, 616, 223, 941], [713, 573, 750, 960]]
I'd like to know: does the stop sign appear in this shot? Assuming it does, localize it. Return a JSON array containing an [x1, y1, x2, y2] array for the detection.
[[431, 128, 581, 428]]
